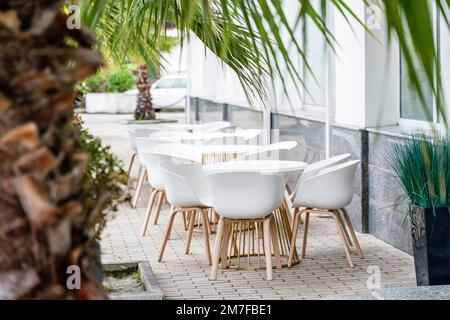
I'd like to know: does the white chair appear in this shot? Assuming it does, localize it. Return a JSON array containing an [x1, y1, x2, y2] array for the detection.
[[158, 161, 212, 265], [131, 138, 168, 207], [207, 172, 285, 280], [236, 141, 298, 223], [140, 152, 197, 236], [288, 160, 363, 268], [127, 126, 159, 178], [289, 153, 352, 200]]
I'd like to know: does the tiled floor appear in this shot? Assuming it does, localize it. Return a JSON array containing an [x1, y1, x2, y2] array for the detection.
[[83, 113, 417, 300]]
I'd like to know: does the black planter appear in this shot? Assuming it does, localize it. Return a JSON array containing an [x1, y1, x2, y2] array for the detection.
[[410, 206, 450, 286]]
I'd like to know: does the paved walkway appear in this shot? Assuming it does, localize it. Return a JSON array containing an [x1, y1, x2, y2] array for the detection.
[[83, 113, 417, 300]]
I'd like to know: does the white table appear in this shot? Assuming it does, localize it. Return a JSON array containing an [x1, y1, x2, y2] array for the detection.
[[150, 129, 260, 145], [203, 160, 306, 174], [155, 144, 265, 164], [203, 160, 307, 269]]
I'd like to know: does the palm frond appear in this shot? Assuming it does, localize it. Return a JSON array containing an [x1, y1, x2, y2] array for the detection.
[[80, 0, 448, 120]]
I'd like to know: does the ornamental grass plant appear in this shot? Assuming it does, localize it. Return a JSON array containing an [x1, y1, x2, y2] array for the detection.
[[387, 132, 450, 209]]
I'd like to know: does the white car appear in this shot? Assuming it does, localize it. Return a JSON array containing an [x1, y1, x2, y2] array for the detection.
[[150, 75, 187, 110]]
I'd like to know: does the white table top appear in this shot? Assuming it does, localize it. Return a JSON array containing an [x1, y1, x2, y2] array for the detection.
[[203, 160, 307, 174], [151, 131, 238, 142], [154, 144, 265, 163], [199, 144, 263, 153]]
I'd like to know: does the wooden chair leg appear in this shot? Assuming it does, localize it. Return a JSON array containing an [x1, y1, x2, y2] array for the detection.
[[205, 211, 212, 234], [269, 216, 282, 269], [140, 189, 157, 236], [340, 208, 364, 258], [284, 190, 294, 226], [288, 210, 302, 267], [221, 220, 230, 268], [330, 211, 354, 268], [301, 212, 310, 258], [335, 209, 353, 247], [263, 218, 273, 280], [158, 208, 178, 262], [185, 210, 197, 254], [131, 168, 147, 208], [182, 211, 188, 231], [127, 152, 137, 178], [153, 191, 165, 225], [210, 217, 225, 280], [201, 209, 212, 266]]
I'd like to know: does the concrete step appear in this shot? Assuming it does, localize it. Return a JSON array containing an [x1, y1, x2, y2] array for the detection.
[[328, 285, 450, 300]]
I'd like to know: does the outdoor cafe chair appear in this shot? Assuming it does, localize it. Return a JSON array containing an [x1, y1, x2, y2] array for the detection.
[[207, 171, 285, 280], [158, 161, 212, 265], [130, 138, 168, 207], [140, 152, 198, 236], [288, 160, 364, 268]]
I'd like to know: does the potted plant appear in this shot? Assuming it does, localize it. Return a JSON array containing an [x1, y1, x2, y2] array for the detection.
[[388, 132, 450, 286]]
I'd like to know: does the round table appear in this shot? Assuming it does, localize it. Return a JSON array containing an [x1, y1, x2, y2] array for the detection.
[[203, 160, 306, 174], [203, 160, 307, 269], [151, 131, 239, 143], [155, 144, 265, 164]]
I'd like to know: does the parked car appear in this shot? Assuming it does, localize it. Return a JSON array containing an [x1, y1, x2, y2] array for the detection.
[[150, 75, 187, 110]]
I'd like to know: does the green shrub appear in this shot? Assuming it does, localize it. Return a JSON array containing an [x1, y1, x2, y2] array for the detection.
[[387, 131, 450, 208], [105, 66, 136, 93], [83, 73, 105, 93], [74, 119, 129, 240]]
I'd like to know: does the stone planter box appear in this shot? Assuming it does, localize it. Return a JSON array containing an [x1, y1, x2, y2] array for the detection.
[[86, 92, 137, 114], [103, 261, 164, 300], [411, 205, 450, 286]]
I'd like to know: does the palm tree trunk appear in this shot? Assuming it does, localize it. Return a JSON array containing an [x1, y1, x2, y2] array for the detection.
[[133, 64, 155, 120], [0, 0, 106, 299]]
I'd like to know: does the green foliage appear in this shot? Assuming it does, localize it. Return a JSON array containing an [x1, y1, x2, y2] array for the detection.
[[74, 118, 129, 240], [74, 65, 136, 109], [83, 73, 104, 93], [79, 65, 136, 95], [105, 66, 136, 93], [387, 132, 450, 209]]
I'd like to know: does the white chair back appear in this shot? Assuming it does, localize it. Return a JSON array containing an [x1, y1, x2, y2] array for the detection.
[[128, 126, 155, 150], [141, 152, 195, 190], [160, 161, 210, 207], [292, 160, 360, 209], [206, 172, 285, 219], [135, 138, 167, 165], [291, 153, 352, 195]]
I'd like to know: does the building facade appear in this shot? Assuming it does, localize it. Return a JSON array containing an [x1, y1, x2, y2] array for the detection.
[[185, 1, 450, 254]]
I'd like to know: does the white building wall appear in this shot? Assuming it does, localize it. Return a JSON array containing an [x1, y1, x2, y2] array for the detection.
[[161, 44, 187, 75], [187, 34, 248, 107], [186, 2, 450, 130], [333, 0, 366, 128]]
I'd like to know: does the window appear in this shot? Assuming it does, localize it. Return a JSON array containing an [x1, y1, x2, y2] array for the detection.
[[400, 7, 439, 124], [155, 78, 186, 89], [173, 78, 187, 88], [154, 78, 176, 89]]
